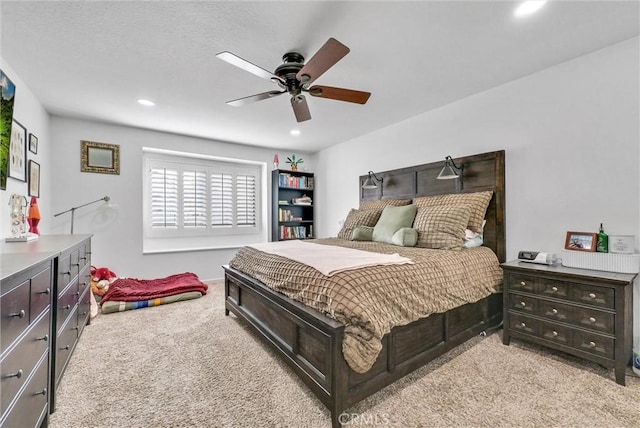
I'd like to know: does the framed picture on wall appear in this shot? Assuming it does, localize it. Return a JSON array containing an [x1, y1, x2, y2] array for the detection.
[[29, 133, 38, 154], [564, 231, 597, 252], [8, 119, 26, 181], [28, 160, 40, 197]]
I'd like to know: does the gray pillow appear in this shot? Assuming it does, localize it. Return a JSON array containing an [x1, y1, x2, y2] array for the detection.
[[351, 226, 374, 241], [392, 228, 418, 247], [372, 204, 418, 244]]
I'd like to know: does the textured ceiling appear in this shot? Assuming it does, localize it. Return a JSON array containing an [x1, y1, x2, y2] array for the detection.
[[1, 1, 638, 152]]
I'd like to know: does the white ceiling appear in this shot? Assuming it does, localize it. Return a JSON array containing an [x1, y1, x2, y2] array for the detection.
[[1, 1, 638, 152]]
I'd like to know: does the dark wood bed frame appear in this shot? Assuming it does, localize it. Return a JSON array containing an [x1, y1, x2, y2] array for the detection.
[[223, 150, 505, 427]]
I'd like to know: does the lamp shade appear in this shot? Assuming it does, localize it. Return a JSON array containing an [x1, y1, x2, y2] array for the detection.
[[437, 164, 459, 180], [362, 177, 377, 189]]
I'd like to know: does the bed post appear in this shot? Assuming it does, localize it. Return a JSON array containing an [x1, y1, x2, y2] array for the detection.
[[330, 330, 349, 428]]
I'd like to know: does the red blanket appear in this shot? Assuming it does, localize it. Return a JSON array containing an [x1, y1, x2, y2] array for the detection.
[[99, 272, 208, 306]]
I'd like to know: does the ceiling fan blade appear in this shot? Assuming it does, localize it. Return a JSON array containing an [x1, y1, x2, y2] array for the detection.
[[291, 95, 311, 122], [296, 38, 350, 85], [308, 85, 371, 104], [227, 91, 285, 107], [216, 51, 284, 85]]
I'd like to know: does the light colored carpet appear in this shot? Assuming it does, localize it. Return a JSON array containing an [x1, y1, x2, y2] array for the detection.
[[49, 281, 640, 428]]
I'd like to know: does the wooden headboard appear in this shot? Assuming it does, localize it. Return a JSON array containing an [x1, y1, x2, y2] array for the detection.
[[359, 150, 505, 262]]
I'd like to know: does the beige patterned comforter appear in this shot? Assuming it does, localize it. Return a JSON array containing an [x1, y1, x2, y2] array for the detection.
[[229, 238, 503, 373]]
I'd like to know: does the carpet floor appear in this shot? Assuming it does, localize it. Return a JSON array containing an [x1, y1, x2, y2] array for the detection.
[[49, 281, 640, 427]]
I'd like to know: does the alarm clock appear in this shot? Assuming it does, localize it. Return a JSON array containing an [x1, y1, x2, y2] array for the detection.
[[517, 251, 557, 265]]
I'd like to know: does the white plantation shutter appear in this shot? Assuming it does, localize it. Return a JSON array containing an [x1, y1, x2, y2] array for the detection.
[[211, 173, 233, 226], [236, 174, 256, 226], [150, 168, 179, 229], [183, 170, 208, 228]]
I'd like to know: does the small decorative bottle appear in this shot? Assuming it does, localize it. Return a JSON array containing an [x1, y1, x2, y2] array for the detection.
[[596, 223, 608, 253], [273, 153, 279, 170]]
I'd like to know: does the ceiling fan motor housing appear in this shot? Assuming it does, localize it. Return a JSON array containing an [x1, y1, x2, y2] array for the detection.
[[275, 52, 306, 95]]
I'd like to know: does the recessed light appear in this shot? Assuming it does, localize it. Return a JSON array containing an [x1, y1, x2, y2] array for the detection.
[[514, 0, 547, 17], [290, 129, 301, 136], [137, 99, 155, 106]]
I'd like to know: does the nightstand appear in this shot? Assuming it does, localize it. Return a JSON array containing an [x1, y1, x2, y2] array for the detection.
[[501, 260, 636, 385]]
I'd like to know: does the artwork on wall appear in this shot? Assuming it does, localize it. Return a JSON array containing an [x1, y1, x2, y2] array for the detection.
[[80, 140, 120, 174], [29, 133, 38, 154], [8, 119, 26, 182], [0, 69, 16, 190], [28, 160, 40, 197]]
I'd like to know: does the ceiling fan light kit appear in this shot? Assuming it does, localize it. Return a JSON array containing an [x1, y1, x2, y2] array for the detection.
[[217, 38, 371, 122]]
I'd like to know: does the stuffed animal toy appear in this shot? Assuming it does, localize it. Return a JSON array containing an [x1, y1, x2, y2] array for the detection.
[[90, 266, 117, 297]]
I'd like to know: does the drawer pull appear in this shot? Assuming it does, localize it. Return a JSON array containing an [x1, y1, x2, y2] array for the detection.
[[588, 293, 596, 299], [552, 308, 558, 314], [8, 309, 26, 318], [61, 345, 70, 351], [61, 304, 71, 310], [37, 334, 49, 342], [519, 281, 526, 287], [552, 331, 559, 337], [551, 286, 558, 292], [74, 292, 81, 296], [35, 388, 47, 396], [37, 288, 51, 295], [589, 317, 596, 323], [62, 271, 71, 276], [520, 322, 526, 328], [588, 341, 596, 348], [72, 326, 79, 331], [80, 257, 87, 261], [72, 263, 80, 267], [6, 369, 23, 379], [520, 301, 527, 307], [81, 311, 88, 316]]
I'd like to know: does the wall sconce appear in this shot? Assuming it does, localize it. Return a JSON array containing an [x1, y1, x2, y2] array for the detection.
[[437, 156, 463, 180], [362, 171, 383, 189], [54, 196, 111, 234]]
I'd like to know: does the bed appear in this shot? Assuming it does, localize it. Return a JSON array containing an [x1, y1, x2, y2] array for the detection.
[[223, 150, 505, 427]]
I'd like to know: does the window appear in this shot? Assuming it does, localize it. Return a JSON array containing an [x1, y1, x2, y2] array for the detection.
[[143, 148, 265, 253]]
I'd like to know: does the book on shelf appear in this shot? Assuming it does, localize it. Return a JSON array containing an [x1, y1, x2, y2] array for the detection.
[[278, 172, 314, 190], [278, 200, 289, 205]]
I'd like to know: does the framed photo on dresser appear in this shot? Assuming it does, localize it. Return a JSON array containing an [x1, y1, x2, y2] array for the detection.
[[564, 231, 597, 252]]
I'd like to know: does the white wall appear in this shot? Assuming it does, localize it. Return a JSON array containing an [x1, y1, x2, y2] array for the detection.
[[315, 37, 640, 346], [1, 59, 52, 240], [49, 117, 314, 281]]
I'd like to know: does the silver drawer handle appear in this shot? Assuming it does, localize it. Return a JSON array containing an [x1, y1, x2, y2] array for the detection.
[[72, 326, 79, 331], [520, 301, 526, 307], [37, 334, 49, 342], [36, 288, 51, 295], [61, 271, 71, 276], [520, 281, 526, 286], [35, 388, 47, 396], [61, 304, 71, 310], [552, 308, 558, 314], [8, 309, 26, 318], [552, 331, 559, 337], [520, 322, 526, 328], [6, 369, 23, 379], [588, 341, 596, 348], [73, 292, 80, 296], [61, 345, 70, 351], [589, 317, 596, 323], [588, 293, 596, 299], [551, 286, 558, 292]]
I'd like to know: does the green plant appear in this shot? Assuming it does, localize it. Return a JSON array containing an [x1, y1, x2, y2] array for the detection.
[[285, 154, 303, 167]]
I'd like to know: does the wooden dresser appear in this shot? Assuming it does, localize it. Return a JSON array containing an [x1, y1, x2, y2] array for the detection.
[[0, 235, 92, 428], [502, 260, 636, 385]]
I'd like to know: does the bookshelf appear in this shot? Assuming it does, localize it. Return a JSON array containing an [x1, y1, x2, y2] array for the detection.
[[272, 169, 314, 241]]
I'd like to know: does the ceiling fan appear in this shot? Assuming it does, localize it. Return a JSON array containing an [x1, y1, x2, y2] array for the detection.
[[216, 38, 371, 123]]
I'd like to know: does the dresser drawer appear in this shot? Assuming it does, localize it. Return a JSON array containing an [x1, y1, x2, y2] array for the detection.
[[69, 249, 81, 280], [507, 273, 538, 293], [574, 307, 614, 334], [29, 266, 52, 323], [78, 242, 90, 269], [538, 278, 571, 300], [508, 294, 538, 314], [572, 284, 614, 309], [573, 330, 614, 359], [57, 254, 73, 290], [77, 288, 91, 338], [1, 280, 30, 353], [508, 313, 539, 336], [1, 353, 48, 428], [0, 311, 49, 417], [56, 279, 80, 334], [55, 308, 80, 385], [540, 321, 572, 346], [78, 263, 91, 296], [538, 299, 573, 323]]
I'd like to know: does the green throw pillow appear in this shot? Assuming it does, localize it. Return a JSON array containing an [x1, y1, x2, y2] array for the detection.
[[392, 228, 418, 247], [351, 226, 374, 241], [372, 204, 418, 245]]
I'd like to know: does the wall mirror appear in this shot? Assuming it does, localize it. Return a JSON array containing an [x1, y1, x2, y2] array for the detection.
[[81, 140, 120, 174]]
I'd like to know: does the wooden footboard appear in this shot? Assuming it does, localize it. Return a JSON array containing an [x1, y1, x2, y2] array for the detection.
[[224, 265, 502, 427]]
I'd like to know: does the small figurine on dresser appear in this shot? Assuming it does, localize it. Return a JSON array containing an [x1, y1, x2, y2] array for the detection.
[[6, 193, 38, 241]]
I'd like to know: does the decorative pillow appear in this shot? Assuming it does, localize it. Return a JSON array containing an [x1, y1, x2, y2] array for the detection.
[[391, 228, 418, 247], [337, 209, 381, 240], [351, 226, 374, 241], [372, 204, 418, 245], [413, 191, 492, 233], [413, 204, 472, 250], [359, 198, 411, 212]]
